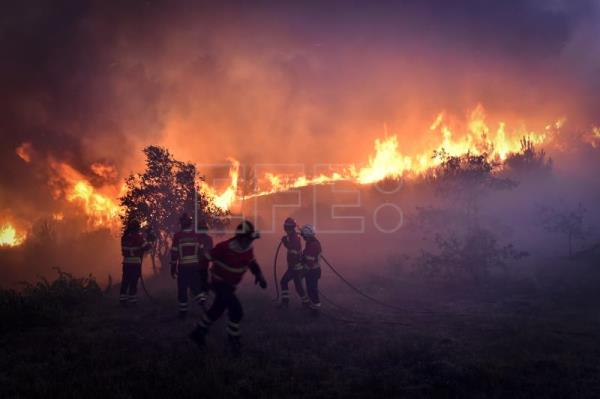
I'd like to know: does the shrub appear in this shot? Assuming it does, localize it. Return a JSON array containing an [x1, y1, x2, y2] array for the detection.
[[0, 268, 102, 333], [414, 227, 528, 282]]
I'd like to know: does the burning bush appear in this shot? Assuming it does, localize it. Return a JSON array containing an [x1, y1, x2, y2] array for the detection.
[[504, 138, 553, 178]]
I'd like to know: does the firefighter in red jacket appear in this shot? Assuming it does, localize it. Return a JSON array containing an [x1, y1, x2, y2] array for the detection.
[[300, 224, 322, 314], [119, 219, 152, 305], [170, 213, 213, 318], [189, 220, 267, 354], [279, 217, 309, 307]]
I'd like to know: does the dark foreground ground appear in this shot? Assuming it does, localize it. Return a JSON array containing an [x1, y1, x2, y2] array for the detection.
[[2, 262, 600, 399]]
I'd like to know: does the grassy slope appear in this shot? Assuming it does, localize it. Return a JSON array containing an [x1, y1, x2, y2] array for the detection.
[[2, 269, 600, 399]]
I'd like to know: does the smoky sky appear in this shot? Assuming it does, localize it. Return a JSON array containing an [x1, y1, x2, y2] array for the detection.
[[0, 0, 599, 222]]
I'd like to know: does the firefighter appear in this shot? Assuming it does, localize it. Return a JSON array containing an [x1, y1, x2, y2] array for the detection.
[[119, 219, 152, 306], [279, 217, 309, 307], [189, 220, 267, 355], [170, 213, 213, 319], [300, 224, 322, 314]]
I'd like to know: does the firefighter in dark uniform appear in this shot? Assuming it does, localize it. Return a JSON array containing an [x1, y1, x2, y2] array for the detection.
[[189, 220, 267, 355], [119, 219, 152, 306], [170, 213, 213, 319], [300, 224, 322, 315], [279, 217, 309, 307]]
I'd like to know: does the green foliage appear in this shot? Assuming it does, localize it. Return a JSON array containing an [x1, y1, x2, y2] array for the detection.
[[0, 268, 101, 333]]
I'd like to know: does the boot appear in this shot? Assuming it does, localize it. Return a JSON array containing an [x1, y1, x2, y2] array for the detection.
[[188, 325, 207, 348], [178, 310, 188, 321]]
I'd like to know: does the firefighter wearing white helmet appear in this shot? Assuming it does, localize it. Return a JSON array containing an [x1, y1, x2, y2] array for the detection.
[[279, 217, 309, 307], [300, 224, 322, 313]]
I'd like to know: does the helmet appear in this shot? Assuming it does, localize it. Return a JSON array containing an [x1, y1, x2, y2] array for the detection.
[[179, 213, 192, 229], [126, 219, 141, 232], [300, 224, 315, 238], [283, 217, 297, 230], [235, 220, 260, 240]]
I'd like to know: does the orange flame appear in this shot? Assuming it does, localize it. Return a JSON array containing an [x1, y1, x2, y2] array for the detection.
[[16, 142, 33, 163], [18, 105, 560, 223], [201, 105, 557, 211], [586, 126, 600, 148], [199, 158, 240, 210], [49, 160, 123, 228], [0, 223, 26, 247]]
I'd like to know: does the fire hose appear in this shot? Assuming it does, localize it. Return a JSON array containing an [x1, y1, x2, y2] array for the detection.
[[139, 229, 159, 304], [319, 255, 433, 315], [271, 241, 425, 323], [273, 240, 283, 301], [139, 271, 157, 304]]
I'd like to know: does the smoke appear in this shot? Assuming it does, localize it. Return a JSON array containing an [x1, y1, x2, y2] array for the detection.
[[0, 0, 599, 227]]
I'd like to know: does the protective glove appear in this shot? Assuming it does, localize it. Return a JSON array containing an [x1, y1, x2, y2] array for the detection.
[[170, 263, 177, 280], [255, 273, 267, 289]]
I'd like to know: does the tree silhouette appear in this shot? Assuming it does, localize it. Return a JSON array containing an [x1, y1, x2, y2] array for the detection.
[[504, 137, 553, 178], [237, 164, 257, 214], [416, 227, 528, 282], [536, 203, 589, 258], [120, 146, 228, 273], [428, 150, 517, 223], [412, 150, 524, 282]]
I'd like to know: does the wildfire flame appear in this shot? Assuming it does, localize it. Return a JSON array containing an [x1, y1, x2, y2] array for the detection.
[[199, 105, 556, 210], [199, 158, 240, 210], [16, 142, 33, 163], [0, 223, 26, 247], [16, 105, 563, 226], [586, 126, 600, 148], [49, 160, 123, 228]]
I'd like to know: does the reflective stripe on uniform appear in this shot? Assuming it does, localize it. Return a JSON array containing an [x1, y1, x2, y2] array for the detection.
[[123, 257, 142, 264], [226, 321, 241, 336], [122, 246, 142, 251], [213, 260, 248, 274], [281, 290, 289, 298], [178, 302, 188, 310], [128, 295, 138, 303], [179, 242, 199, 262], [289, 249, 300, 254], [119, 295, 128, 301], [305, 255, 316, 261], [293, 263, 304, 270], [180, 256, 199, 264], [309, 302, 321, 309]]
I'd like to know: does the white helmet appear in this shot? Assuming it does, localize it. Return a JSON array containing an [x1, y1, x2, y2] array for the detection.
[[300, 224, 316, 238]]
